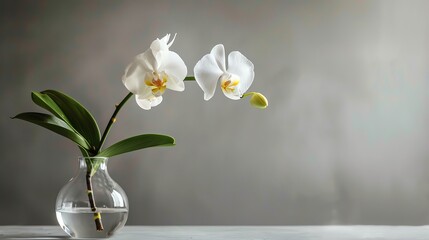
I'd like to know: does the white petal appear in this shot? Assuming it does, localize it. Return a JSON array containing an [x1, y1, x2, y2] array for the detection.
[[227, 51, 254, 95], [166, 75, 185, 92], [150, 34, 177, 70], [194, 54, 224, 101], [135, 50, 156, 72], [167, 33, 177, 48], [136, 80, 154, 99], [223, 92, 241, 100], [150, 95, 163, 107], [150, 43, 167, 70], [123, 49, 158, 95], [135, 95, 163, 110], [160, 51, 187, 92], [122, 61, 147, 94], [135, 95, 151, 110], [151, 34, 170, 53], [160, 33, 171, 45], [210, 44, 226, 72], [221, 88, 241, 100]]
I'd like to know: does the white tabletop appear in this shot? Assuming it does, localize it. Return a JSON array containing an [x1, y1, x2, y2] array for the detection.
[[1, 226, 429, 239]]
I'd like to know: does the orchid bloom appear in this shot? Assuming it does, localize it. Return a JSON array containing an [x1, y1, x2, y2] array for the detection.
[[122, 34, 187, 110], [194, 44, 254, 101]]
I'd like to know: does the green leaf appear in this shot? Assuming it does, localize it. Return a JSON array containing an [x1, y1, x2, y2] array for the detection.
[[79, 146, 90, 158], [41, 90, 101, 151], [31, 92, 67, 121], [12, 112, 91, 150], [97, 134, 175, 158]]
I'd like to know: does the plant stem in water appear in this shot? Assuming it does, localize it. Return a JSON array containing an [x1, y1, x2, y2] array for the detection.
[[85, 169, 104, 231]]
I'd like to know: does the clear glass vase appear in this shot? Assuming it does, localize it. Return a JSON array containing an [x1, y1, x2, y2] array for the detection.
[[56, 157, 129, 238]]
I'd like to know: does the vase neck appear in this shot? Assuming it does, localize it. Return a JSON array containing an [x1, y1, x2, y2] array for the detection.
[[78, 157, 109, 175]]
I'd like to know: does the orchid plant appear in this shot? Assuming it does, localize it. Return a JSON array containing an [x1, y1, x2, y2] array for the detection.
[[13, 34, 268, 231]]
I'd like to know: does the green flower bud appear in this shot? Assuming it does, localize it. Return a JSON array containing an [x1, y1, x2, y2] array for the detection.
[[249, 92, 268, 109]]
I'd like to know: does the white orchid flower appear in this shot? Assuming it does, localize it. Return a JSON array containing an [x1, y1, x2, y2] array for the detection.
[[122, 34, 187, 110], [194, 44, 254, 101]]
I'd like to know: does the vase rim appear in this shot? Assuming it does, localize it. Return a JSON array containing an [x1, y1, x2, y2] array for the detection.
[[78, 156, 109, 160]]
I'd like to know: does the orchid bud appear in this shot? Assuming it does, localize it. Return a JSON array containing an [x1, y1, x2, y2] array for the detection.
[[249, 92, 268, 109]]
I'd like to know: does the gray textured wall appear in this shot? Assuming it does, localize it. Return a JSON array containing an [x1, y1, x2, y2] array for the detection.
[[1, 0, 429, 225]]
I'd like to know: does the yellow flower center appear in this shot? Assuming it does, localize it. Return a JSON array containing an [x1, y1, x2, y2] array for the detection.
[[221, 79, 240, 94], [145, 72, 168, 97]]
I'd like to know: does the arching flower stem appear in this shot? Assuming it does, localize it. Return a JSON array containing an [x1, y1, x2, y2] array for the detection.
[[97, 92, 134, 153], [98, 77, 194, 154]]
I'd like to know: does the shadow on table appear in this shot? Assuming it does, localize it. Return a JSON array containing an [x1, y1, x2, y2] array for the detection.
[[0, 226, 70, 239], [0, 234, 69, 239]]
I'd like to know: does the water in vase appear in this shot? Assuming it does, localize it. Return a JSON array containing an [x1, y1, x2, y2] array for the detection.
[[56, 207, 128, 238]]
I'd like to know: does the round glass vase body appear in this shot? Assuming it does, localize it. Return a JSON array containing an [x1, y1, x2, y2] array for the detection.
[[56, 157, 129, 238]]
